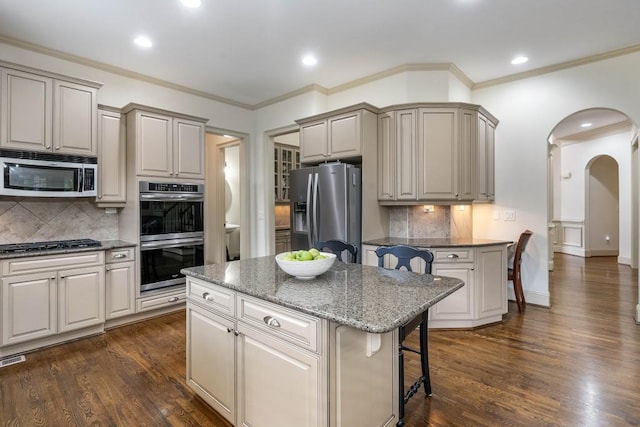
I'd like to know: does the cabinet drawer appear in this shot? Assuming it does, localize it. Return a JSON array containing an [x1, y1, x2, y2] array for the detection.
[[187, 278, 235, 317], [237, 296, 319, 352], [105, 247, 135, 264], [2, 251, 104, 276], [431, 248, 474, 263], [137, 290, 186, 312]]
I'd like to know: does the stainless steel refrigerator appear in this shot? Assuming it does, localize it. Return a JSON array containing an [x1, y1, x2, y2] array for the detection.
[[290, 162, 361, 258]]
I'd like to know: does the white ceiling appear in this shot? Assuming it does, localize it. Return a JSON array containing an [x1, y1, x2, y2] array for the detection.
[[1, 0, 640, 110]]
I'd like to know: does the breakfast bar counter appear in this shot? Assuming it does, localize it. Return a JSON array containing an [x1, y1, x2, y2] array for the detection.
[[182, 256, 463, 427]]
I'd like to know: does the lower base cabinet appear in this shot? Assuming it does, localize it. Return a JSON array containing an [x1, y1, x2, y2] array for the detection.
[[362, 243, 507, 328], [186, 276, 398, 427], [1, 251, 105, 356]]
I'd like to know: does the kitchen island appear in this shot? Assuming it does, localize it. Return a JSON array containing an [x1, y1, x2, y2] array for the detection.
[[182, 256, 463, 427]]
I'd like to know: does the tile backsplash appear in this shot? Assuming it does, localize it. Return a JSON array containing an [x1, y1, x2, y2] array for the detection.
[[388, 205, 472, 239], [0, 197, 118, 244]]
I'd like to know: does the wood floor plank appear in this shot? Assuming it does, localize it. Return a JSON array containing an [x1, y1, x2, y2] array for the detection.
[[0, 254, 638, 426]]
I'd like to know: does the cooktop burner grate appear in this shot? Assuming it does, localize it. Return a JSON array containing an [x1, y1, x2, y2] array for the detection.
[[0, 239, 102, 254]]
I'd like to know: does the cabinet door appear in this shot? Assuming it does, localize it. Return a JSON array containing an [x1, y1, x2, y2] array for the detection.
[[328, 110, 361, 159], [300, 120, 327, 163], [105, 261, 135, 319], [377, 112, 395, 200], [58, 266, 105, 333], [395, 109, 418, 200], [136, 111, 173, 177], [1, 272, 57, 346], [237, 323, 321, 427], [457, 109, 476, 201], [361, 244, 381, 267], [187, 303, 236, 425], [417, 108, 458, 200], [0, 68, 53, 151], [430, 263, 474, 320], [53, 80, 97, 155], [97, 109, 126, 203], [475, 245, 507, 317], [173, 118, 205, 179], [476, 113, 496, 201]]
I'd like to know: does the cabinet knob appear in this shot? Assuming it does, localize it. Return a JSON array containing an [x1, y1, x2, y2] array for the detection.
[[168, 296, 179, 303], [202, 292, 214, 302], [227, 327, 233, 333], [45, 145, 51, 149], [234, 330, 240, 336], [263, 316, 281, 328], [55, 146, 60, 150]]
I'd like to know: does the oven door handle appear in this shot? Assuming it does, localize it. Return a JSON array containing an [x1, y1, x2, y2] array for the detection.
[[140, 193, 204, 201], [140, 238, 204, 250]]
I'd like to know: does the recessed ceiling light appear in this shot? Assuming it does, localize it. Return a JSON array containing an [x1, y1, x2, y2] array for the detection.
[[302, 54, 318, 67], [511, 56, 529, 65], [180, 0, 202, 7], [581, 122, 593, 128], [134, 35, 153, 48]]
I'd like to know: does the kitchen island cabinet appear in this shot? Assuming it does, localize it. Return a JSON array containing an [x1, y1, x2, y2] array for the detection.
[[182, 256, 463, 427], [362, 238, 510, 329]]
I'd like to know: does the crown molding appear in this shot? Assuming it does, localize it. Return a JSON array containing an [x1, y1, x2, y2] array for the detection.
[[473, 43, 640, 90], [251, 84, 329, 110], [0, 34, 254, 110]]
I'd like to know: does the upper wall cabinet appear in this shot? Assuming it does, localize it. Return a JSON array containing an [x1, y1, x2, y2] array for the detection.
[[377, 103, 498, 204], [0, 64, 101, 156], [97, 106, 126, 206], [296, 103, 379, 165], [274, 144, 300, 202], [123, 104, 208, 180]]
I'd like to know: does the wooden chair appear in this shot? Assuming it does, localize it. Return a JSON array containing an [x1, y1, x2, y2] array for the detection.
[[374, 245, 434, 424], [508, 230, 533, 313], [314, 240, 358, 263]]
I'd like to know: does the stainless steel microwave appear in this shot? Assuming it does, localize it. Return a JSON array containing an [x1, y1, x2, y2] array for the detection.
[[0, 150, 97, 197]]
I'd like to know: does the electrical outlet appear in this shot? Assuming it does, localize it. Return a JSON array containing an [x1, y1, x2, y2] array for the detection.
[[504, 210, 516, 221]]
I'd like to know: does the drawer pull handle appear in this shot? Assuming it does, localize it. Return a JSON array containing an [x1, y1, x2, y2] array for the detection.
[[263, 316, 281, 328], [202, 292, 214, 302], [168, 296, 179, 303], [113, 253, 127, 259], [447, 254, 459, 259]]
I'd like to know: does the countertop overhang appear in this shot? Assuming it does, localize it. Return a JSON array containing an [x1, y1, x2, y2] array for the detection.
[[182, 256, 464, 334]]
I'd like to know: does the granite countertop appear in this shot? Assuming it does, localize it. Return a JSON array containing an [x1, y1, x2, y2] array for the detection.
[[363, 237, 512, 248], [0, 239, 137, 260], [182, 256, 464, 333]]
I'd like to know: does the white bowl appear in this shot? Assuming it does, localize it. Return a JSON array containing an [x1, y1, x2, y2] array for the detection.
[[275, 251, 337, 279]]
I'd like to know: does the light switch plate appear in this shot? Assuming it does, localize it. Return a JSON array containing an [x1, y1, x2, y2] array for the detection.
[[504, 210, 516, 221]]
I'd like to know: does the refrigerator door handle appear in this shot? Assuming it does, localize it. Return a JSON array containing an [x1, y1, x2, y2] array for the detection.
[[312, 172, 319, 247], [306, 173, 313, 248]]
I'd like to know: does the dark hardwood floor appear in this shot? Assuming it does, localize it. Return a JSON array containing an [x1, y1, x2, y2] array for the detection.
[[1, 254, 638, 426]]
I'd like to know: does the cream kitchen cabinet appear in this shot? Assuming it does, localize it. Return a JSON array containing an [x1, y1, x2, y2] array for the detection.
[[362, 242, 508, 328], [296, 103, 378, 165], [0, 64, 100, 156], [97, 106, 127, 206], [124, 104, 207, 179], [105, 247, 135, 320], [476, 113, 496, 201], [275, 228, 291, 254], [186, 277, 324, 427], [377, 103, 497, 203], [0, 251, 105, 356]]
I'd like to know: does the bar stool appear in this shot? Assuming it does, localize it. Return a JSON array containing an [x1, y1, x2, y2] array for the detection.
[[374, 245, 434, 426], [314, 240, 358, 263], [508, 230, 533, 313]]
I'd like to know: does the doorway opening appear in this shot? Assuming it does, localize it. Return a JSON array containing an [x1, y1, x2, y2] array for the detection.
[[204, 130, 249, 264], [548, 108, 636, 269]]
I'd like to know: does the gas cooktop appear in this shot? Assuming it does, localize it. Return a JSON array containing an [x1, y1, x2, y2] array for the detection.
[[0, 239, 102, 254]]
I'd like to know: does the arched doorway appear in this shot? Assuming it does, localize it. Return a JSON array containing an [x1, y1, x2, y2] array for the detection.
[[548, 108, 635, 268], [585, 155, 619, 258]]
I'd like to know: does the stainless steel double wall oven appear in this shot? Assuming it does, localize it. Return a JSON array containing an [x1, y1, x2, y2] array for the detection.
[[139, 181, 204, 293]]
